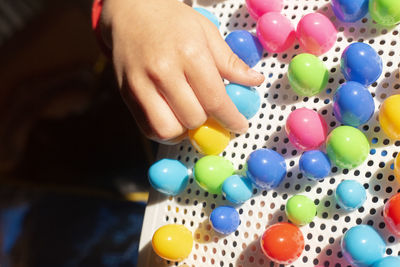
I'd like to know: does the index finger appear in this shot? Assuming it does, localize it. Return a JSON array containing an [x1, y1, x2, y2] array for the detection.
[[184, 52, 249, 134]]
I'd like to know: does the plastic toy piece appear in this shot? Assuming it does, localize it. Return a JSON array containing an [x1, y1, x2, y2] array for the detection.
[[288, 53, 329, 96], [299, 150, 331, 180], [331, 0, 369, 22], [152, 224, 193, 261], [194, 155, 234, 194], [225, 30, 263, 67], [225, 83, 260, 119], [209, 206, 240, 235], [222, 175, 253, 204], [286, 108, 328, 151], [256, 12, 296, 53], [246, 0, 283, 20], [188, 118, 230, 156], [246, 148, 287, 190], [194, 7, 220, 28], [335, 180, 366, 211], [148, 159, 189, 196], [260, 222, 304, 264], [383, 193, 400, 237], [326, 126, 370, 169], [285, 195, 317, 226], [333, 81, 375, 127], [296, 13, 337, 55], [341, 225, 386, 267], [379, 94, 400, 140], [372, 256, 400, 267], [341, 42, 383, 86], [369, 0, 400, 26]]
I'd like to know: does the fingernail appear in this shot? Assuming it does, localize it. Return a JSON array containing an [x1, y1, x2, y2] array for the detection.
[[238, 124, 249, 134], [248, 68, 264, 79]]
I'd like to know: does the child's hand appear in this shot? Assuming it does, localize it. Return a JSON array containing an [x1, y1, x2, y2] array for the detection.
[[100, 0, 264, 144]]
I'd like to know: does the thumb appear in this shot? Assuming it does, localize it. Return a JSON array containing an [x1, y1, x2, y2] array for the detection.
[[202, 22, 265, 86]]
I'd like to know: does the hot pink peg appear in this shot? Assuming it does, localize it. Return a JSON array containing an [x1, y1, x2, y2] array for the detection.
[[296, 13, 337, 56], [257, 12, 296, 53], [246, 0, 283, 20], [285, 108, 328, 151]]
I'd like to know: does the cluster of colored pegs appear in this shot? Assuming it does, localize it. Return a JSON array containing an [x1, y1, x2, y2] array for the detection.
[[329, 2, 400, 145], [286, 41, 384, 172], [147, 3, 400, 265], [288, 41, 382, 99], [261, 181, 368, 264], [335, 166, 400, 267], [260, 195, 315, 264], [224, 0, 339, 97], [148, 148, 291, 262], [329, 43, 382, 168], [190, 148, 287, 197], [284, 107, 368, 176], [331, 44, 381, 169], [337, 163, 400, 267], [285, 109, 370, 172], [287, 42, 382, 165], [246, 0, 338, 55]]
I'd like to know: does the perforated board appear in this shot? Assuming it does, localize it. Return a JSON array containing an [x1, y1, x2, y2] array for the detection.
[[138, 0, 400, 266]]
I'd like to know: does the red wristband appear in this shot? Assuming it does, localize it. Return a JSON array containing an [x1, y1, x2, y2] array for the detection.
[[92, 0, 112, 57]]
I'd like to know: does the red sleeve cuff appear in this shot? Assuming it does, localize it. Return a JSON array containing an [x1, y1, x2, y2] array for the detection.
[[92, 0, 112, 58]]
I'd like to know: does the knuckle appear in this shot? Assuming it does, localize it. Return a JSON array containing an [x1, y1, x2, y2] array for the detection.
[[185, 113, 207, 130], [179, 45, 199, 59], [146, 60, 173, 82], [203, 96, 224, 114], [227, 53, 244, 69]]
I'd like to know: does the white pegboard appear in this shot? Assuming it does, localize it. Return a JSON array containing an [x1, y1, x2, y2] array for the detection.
[[138, 0, 400, 266]]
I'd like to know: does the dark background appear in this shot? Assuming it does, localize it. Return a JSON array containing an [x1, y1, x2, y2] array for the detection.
[[0, 1, 153, 266]]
